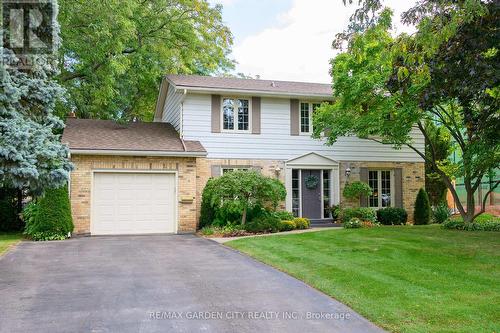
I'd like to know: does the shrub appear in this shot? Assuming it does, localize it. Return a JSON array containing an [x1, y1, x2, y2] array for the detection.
[[293, 217, 310, 229], [432, 203, 451, 224], [199, 178, 216, 229], [24, 185, 73, 241], [0, 196, 19, 232], [340, 207, 377, 223], [272, 210, 295, 221], [344, 218, 362, 228], [200, 226, 215, 236], [361, 221, 375, 228], [200, 170, 286, 226], [414, 188, 431, 225], [244, 215, 281, 233], [343, 181, 373, 200], [330, 205, 341, 221], [376, 207, 408, 225], [443, 214, 500, 231], [279, 220, 296, 231]]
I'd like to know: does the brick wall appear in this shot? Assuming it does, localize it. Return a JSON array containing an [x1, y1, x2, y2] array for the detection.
[[69, 155, 198, 235], [338, 161, 425, 222]]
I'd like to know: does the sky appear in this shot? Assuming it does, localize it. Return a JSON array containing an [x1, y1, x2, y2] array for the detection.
[[209, 0, 418, 83]]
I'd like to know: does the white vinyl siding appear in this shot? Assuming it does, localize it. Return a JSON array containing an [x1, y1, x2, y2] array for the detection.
[[181, 93, 425, 162], [161, 84, 183, 131]]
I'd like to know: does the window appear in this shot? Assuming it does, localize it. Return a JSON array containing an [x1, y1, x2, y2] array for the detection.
[[323, 170, 331, 218], [368, 170, 393, 208], [292, 169, 300, 217], [222, 98, 250, 132], [222, 167, 249, 175], [300, 102, 321, 133]]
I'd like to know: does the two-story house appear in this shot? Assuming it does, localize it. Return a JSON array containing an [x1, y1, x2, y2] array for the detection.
[[63, 75, 425, 235]]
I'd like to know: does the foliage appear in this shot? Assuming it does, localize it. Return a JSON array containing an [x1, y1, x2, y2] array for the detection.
[[314, 0, 500, 223], [0, 0, 72, 195], [272, 211, 295, 221], [443, 217, 500, 232], [330, 204, 341, 221], [293, 218, 311, 230], [0, 192, 19, 232], [24, 185, 73, 241], [244, 215, 281, 234], [278, 220, 296, 232], [432, 203, 451, 224], [199, 178, 216, 229], [424, 120, 452, 205], [57, 0, 233, 121], [343, 181, 372, 200], [414, 188, 431, 225], [344, 218, 363, 228], [376, 207, 408, 225], [207, 170, 286, 225], [340, 207, 377, 223]]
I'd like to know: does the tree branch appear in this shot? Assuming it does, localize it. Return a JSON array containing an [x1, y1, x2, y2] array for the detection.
[[473, 179, 500, 220]]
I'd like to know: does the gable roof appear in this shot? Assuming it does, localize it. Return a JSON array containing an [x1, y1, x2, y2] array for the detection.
[[165, 74, 333, 98], [62, 118, 206, 156]]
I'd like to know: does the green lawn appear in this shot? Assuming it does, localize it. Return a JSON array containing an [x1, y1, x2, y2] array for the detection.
[[0, 233, 23, 256], [227, 225, 500, 333]]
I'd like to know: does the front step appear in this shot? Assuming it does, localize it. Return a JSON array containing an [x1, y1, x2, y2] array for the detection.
[[309, 219, 342, 228]]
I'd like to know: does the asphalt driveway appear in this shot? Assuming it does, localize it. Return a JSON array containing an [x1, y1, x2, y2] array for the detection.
[[0, 235, 384, 333]]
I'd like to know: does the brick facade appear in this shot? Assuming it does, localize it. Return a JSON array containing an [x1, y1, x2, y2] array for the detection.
[[338, 161, 425, 222], [69, 155, 198, 235], [69, 154, 424, 235]]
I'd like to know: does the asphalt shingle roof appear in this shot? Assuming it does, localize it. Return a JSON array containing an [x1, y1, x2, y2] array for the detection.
[[62, 118, 205, 153], [166, 74, 332, 97]]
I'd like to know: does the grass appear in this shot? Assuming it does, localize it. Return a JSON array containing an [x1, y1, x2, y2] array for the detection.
[[227, 225, 500, 333], [0, 233, 23, 256]]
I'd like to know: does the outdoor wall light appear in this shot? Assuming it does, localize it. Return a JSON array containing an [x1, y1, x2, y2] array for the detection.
[[274, 166, 281, 177], [345, 167, 351, 178]]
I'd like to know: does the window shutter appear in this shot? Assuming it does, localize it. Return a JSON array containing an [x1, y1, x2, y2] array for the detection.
[[394, 168, 403, 208], [211, 165, 221, 177], [290, 99, 299, 135], [251, 97, 261, 134], [359, 167, 369, 207], [211, 95, 221, 133]]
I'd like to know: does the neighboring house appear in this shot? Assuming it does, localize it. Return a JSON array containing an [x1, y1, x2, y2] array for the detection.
[[63, 75, 425, 236]]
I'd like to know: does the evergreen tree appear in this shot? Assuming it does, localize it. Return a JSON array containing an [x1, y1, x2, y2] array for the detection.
[[414, 188, 431, 225], [0, 0, 72, 197]]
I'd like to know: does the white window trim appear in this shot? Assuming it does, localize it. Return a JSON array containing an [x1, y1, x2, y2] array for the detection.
[[299, 101, 321, 135], [368, 169, 395, 209], [221, 97, 252, 133]]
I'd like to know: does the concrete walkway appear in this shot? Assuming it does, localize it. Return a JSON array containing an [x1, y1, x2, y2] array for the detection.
[[0, 235, 383, 333]]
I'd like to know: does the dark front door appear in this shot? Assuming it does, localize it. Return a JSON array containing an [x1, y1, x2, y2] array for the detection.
[[301, 169, 322, 219]]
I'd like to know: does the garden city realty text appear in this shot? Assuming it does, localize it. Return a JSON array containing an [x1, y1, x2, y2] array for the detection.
[[150, 311, 351, 321]]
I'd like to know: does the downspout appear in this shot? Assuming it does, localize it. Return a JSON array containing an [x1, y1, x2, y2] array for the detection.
[[179, 89, 188, 151]]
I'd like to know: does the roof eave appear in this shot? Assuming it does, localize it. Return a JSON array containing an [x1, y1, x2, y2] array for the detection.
[[69, 149, 207, 158], [164, 79, 333, 100]]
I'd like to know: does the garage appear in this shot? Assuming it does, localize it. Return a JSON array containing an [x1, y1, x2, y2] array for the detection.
[[91, 172, 177, 235]]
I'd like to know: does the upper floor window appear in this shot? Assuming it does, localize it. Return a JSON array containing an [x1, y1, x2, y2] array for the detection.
[[300, 102, 321, 134], [368, 170, 393, 208], [222, 98, 250, 132]]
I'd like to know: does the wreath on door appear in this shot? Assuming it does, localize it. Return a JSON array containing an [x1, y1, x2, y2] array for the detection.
[[305, 175, 319, 189]]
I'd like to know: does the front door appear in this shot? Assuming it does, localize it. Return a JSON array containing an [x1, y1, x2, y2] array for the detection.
[[301, 169, 322, 219]]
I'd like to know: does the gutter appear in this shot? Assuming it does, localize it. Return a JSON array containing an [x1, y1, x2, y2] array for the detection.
[[174, 86, 333, 100], [70, 149, 207, 157]]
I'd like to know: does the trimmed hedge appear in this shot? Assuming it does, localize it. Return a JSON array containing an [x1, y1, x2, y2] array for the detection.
[[376, 207, 408, 225], [279, 220, 296, 231], [24, 185, 74, 241], [340, 207, 377, 223], [414, 188, 431, 225]]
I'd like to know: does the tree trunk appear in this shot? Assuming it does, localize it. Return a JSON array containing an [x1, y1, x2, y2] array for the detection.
[[241, 206, 247, 225]]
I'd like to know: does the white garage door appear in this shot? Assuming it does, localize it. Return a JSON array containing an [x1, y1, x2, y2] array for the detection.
[[92, 172, 176, 235]]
